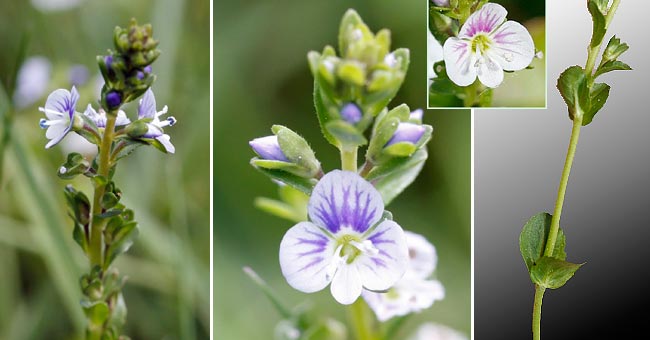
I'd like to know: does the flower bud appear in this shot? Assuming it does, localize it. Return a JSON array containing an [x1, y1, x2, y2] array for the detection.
[[409, 109, 423, 123], [249, 135, 289, 162], [385, 122, 426, 147], [603, 36, 629, 62], [125, 120, 149, 138], [105, 91, 122, 110], [340, 102, 363, 124]]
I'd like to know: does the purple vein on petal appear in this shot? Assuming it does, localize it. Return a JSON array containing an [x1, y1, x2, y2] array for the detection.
[[297, 257, 324, 272]]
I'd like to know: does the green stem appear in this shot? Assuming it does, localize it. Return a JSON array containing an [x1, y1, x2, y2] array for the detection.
[[463, 82, 478, 107], [349, 299, 374, 340], [544, 116, 582, 256], [532, 285, 546, 340], [89, 114, 117, 267], [341, 146, 358, 172]]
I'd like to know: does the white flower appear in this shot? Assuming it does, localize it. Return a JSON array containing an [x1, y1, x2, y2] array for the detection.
[[408, 323, 468, 340], [38, 87, 79, 149], [83, 104, 131, 128], [362, 231, 444, 321], [279, 170, 409, 305], [443, 3, 535, 88], [137, 88, 177, 153]]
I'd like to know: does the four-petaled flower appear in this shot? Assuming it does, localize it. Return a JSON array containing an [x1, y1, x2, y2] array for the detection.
[[279, 170, 408, 305], [137, 88, 177, 153], [362, 231, 445, 321], [443, 3, 534, 88], [38, 86, 79, 148]]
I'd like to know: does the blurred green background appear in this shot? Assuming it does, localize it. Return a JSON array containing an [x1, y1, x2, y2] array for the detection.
[[0, 0, 209, 339], [215, 0, 470, 339], [428, 0, 547, 108]]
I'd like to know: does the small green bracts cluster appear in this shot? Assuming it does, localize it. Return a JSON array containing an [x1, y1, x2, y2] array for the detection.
[[518, 1, 629, 339]]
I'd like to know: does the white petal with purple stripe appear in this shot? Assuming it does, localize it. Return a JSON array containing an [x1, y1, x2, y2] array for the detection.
[[356, 220, 408, 291], [308, 170, 384, 234], [38, 86, 79, 148]]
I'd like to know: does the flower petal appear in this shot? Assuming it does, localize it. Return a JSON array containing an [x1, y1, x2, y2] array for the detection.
[[308, 170, 384, 234], [488, 21, 535, 71], [156, 134, 176, 154], [459, 3, 507, 38], [477, 55, 504, 88], [44, 88, 77, 120], [115, 110, 132, 126], [138, 88, 157, 119], [356, 220, 408, 291], [404, 231, 437, 279], [330, 262, 362, 305], [279, 222, 335, 294], [362, 279, 445, 322], [443, 38, 477, 87]]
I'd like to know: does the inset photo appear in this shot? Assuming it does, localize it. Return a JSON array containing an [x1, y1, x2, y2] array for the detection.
[[428, 0, 546, 108]]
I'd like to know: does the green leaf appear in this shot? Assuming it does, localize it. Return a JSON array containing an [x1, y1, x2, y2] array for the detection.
[[112, 139, 146, 162], [313, 79, 338, 147], [602, 36, 629, 62], [251, 165, 317, 195], [519, 212, 567, 271], [582, 82, 610, 126], [594, 60, 632, 78], [82, 301, 110, 325], [382, 142, 417, 158], [371, 149, 428, 205], [557, 66, 589, 120], [58, 152, 91, 180], [101, 192, 120, 210], [72, 221, 88, 253], [530, 256, 583, 289], [588, 0, 607, 47], [325, 120, 368, 147], [254, 197, 305, 223], [273, 125, 321, 177], [104, 221, 139, 269]]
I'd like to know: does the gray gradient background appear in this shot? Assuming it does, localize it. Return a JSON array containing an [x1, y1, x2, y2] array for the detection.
[[475, 1, 649, 339]]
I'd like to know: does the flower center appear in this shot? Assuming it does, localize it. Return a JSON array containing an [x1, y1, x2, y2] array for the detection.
[[335, 235, 379, 264], [471, 34, 492, 54]]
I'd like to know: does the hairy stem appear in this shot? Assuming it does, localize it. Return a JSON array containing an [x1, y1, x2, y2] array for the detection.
[[89, 113, 117, 267]]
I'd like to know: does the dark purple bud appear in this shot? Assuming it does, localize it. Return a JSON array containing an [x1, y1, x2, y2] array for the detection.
[[144, 65, 152, 73], [136, 71, 145, 80], [106, 91, 122, 109], [385, 122, 425, 147], [340, 103, 362, 124], [249, 135, 288, 162]]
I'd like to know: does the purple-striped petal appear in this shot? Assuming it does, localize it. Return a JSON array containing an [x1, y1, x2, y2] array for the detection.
[[43, 87, 79, 121], [459, 3, 508, 39], [355, 220, 408, 291], [308, 170, 384, 234], [443, 38, 477, 87], [385, 123, 426, 146], [138, 88, 157, 119], [279, 222, 336, 293], [488, 21, 535, 71], [249, 135, 288, 161]]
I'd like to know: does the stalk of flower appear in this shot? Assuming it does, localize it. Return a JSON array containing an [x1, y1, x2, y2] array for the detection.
[[517, 1, 629, 339], [37, 19, 178, 340]]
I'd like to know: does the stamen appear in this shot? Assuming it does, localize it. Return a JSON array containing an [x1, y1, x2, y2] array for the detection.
[[326, 245, 344, 281], [59, 166, 67, 174], [39, 118, 49, 129], [167, 117, 177, 126], [350, 240, 379, 256]]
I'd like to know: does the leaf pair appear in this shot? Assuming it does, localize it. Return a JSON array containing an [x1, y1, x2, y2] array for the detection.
[[519, 212, 583, 289]]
